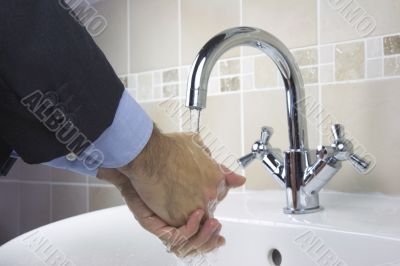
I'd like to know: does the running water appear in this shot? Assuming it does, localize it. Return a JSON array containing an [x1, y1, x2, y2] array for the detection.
[[189, 109, 201, 133], [177, 180, 227, 266], [178, 108, 226, 266]]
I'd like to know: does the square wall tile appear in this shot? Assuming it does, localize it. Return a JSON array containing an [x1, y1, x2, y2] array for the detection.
[[243, 0, 317, 54], [127, 74, 137, 89], [180, 66, 191, 83], [141, 100, 181, 133], [153, 71, 162, 86], [243, 57, 255, 74], [242, 74, 254, 91], [93, 0, 128, 75], [384, 35, 400, 55], [20, 183, 50, 234], [51, 168, 87, 183], [300, 67, 318, 84], [163, 69, 179, 83], [321, 78, 400, 195], [367, 37, 383, 58], [163, 84, 179, 98], [254, 56, 277, 89], [292, 48, 318, 66], [89, 186, 125, 211], [199, 94, 242, 172], [0, 183, 20, 244], [384, 56, 400, 76], [320, 0, 400, 43], [320, 45, 334, 64], [208, 78, 220, 95], [19, 162, 51, 182], [52, 185, 88, 222], [129, 0, 179, 72], [181, 0, 240, 65], [220, 59, 240, 76], [136, 73, 153, 101], [220, 77, 240, 92], [320, 64, 334, 83], [1, 159, 21, 180], [335, 42, 365, 81], [366, 58, 383, 78]]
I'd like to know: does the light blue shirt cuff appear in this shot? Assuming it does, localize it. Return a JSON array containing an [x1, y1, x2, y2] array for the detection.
[[43, 90, 153, 176]]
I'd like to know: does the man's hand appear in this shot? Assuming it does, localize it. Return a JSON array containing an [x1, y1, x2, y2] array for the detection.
[[98, 168, 226, 257], [117, 126, 246, 227]]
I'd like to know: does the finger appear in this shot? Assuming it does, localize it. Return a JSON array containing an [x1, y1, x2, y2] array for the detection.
[[157, 209, 204, 245], [174, 218, 220, 257], [184, 231, 225, 257], [177, 209, 205, 239], [220, 165, 246, 188], [204, 235, 225, 253], [195, 224, 222, 254]]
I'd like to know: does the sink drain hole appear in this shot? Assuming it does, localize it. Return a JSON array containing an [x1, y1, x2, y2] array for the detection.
[[268, 248, 282, 266]]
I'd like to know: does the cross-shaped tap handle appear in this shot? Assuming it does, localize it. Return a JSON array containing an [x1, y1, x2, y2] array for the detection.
[[330, 124, 370, 174], [238, 126, 273, 168]]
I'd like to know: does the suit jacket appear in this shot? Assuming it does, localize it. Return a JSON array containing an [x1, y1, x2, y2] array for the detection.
[[0, 0, 124, 175]]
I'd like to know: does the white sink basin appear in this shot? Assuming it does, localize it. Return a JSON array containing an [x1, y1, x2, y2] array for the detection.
[[1, 190, 399, 266]]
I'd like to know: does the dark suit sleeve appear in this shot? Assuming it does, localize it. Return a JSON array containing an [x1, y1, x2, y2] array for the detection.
[[0, 0, 124, 167]]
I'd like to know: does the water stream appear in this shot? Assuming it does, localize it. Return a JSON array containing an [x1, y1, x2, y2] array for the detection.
[[179, 109, 225, 266], [189, 109, 201, 133]]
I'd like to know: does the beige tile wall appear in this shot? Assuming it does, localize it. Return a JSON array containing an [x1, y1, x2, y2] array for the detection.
[[242, 0, 317, 52], [181, 0, 241, 65], [1, 0, 400, 245], [93, 0, 128, 75], [121, 0, 400, 197], [0, 160, 125, 244], [321, 78, 400, 194], [129, 0, 179, 72]]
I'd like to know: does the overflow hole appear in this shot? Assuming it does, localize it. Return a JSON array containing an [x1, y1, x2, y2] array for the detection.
[[268, 248, 282, 266]]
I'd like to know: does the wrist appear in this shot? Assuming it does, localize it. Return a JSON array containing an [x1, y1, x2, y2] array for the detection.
[[118, 124, 169, 181]]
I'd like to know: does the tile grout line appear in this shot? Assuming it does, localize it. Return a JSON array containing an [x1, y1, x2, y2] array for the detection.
[[120, 32, 400, 80], [317, 0, 323, 145], [86, 175, 89, 213], [381, 36, 385, 76], [239, 0, 246, 192], [178, 0, 183, 131], [1, 178, 122, 189], [17, 171, 21, 235], [49, 172, 53, 222], [126, 0, 130, 75], [364, 39, 368, 78], [132, 74, 400, 104]]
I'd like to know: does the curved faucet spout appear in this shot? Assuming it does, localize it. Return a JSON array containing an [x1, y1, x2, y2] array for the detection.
[[186, 27, 308, 150]]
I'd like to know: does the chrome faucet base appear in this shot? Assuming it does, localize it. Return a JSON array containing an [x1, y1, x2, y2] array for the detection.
[[283, 206, 323, 215], [186, 27, 371, 214]]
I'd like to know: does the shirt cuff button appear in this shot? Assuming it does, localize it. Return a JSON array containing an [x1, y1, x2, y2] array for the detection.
[[66, 153, 78, 161]]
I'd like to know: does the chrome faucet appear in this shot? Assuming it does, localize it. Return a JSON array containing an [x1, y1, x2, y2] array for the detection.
[[186, 27, 370, 214]]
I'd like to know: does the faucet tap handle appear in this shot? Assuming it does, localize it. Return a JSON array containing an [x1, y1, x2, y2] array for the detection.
[[330, 124, 370, 173], [331, 124, 345, 141], [238, 126, 274, 168], [349, 154, 370, 173], [260, 126, 273, 145], [238, 152, 256, 168]]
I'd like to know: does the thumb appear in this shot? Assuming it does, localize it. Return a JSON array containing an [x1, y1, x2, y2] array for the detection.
[[220, 165, 246, 188]]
